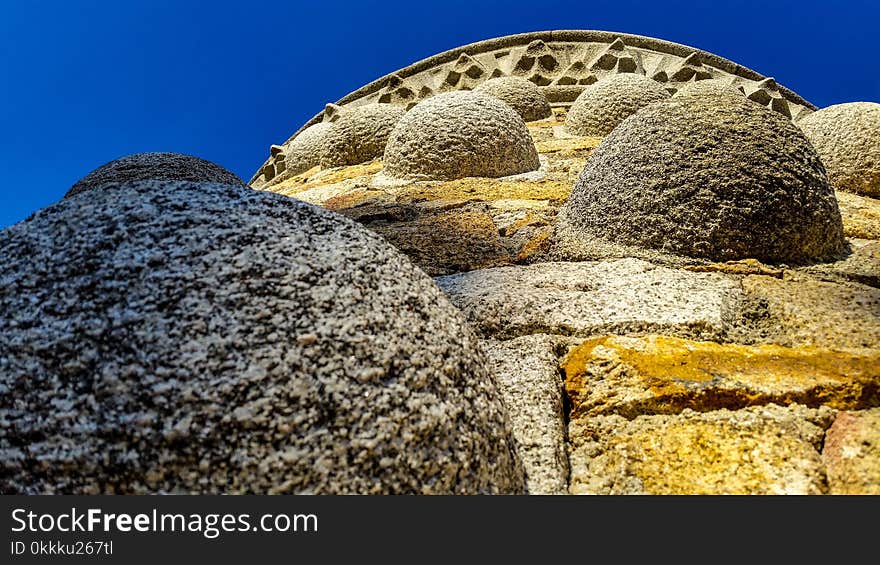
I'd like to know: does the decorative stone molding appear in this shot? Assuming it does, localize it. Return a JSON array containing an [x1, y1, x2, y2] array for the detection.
[[250, 30, 816, 187]]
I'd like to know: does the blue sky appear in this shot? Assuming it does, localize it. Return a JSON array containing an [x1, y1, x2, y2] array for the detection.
[[1, 0, 878, 229]]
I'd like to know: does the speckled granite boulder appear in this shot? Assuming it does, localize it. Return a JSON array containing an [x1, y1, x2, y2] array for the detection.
[[283, 122, 332, 175], [559, 92, 846, 264], [319, 103, 406, 168], [0, 180, 525, 495], [383, 91, 540, 181], [64, 152, 243, 197], [798, 102, 880, 197], [564, 74, 670, 136], [474, 76, 553, 122]]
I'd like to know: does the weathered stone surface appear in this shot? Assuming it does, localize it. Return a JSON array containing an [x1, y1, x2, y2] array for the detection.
[[735, 274, 880, 349], [383, 91, 539, 181], [371, 210, 511, 276], [564, 74, 670, 136], [562, 335, 880, 419], [269, 161, 382, 200], [319, 103, 405, 168], [684, 258, 783, 278], [568, 405, 833, 494], [822, 408, 880, 494], [256, 120, 597, 281], [672, 78, 745, 98], [836, 189, 880, 240], [559, 92, 846, 264], [65, 152, 243, 197], [798, 102, 880, 197], [744, 77, 793, 117], [395, 177, 571, 205], [250, 31, 816, 186], [227, 31, 880, 497], [282, 122, 332, 177], [474, 76, 553, 122], [0, 180, 524, 494], [435, 258, 741, 340], [483, 335, 569, 494], [281, 177, 372, 207], [803, 239, 880, 288], [532, 136, 602, 157]]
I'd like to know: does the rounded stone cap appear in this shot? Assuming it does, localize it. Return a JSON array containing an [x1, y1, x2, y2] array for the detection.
[[474, 76, 553, 122], [383, 90, 540, 181], [797, 102, 880, 197], [319, 103, 406, 168], [559, 92, 846, 264], [565, 74, 670, 136], [0, 180, 525, 494], [65, 152, 243, 198], [283, 122, 332, 176]]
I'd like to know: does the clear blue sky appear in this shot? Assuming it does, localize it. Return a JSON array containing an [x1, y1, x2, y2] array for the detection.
[[1, 0, 878, 229]]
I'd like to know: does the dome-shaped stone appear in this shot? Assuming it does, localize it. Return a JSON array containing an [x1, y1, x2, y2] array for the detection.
[[797, 102, 880, 197], [0, 180, 525, 494], [383, 91, 540, 181], [283, 122, 332, 176], [65, 152, 243, 197], [559, 92, 846, 264], [319, 103, 406, 168], [565, 74, 670, 136], [474, 76, 553, 122]]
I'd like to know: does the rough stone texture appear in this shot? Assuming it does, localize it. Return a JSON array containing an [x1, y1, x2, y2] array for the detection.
[[248, 102, 879, 495], [684, 258, 784, 278], [0, 180, 525, 495], [483, 335, 569, 494], [822, 408, 880, 494], [435, 258, 741, 340], [836, 190, 880, 240], [562, 335, 880, 419], [319, 103, 406, 168], [803, 238, 880, 288], [559, 92, 846, 264], [394, 177, 572, 205], [672, 78, 745, 98], [735, 274, 880, 349], [370, 209, 511, 276], [568, 405, 833, 494], [258, 120, 595, 278], [383, 91, 539, 181], [65, 152, 243, 198], [564, 74, 670, 136], [250, 31, 816, 186], [269, 161, 384, 202], [798, 102, 880, 197], [282, 122, 332, 176], [474, 76, 553, 122]]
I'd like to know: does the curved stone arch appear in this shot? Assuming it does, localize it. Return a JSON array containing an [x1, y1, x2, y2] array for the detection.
[[251, 30, 816, 186]]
